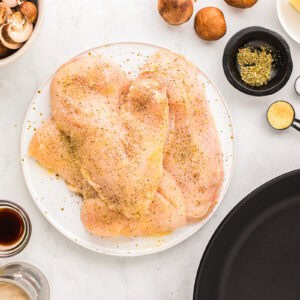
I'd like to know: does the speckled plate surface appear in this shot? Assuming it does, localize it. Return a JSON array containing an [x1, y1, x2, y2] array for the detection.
[[21, 42, 234, 256]]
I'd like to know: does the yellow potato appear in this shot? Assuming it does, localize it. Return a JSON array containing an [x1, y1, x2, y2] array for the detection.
[[158, 0, 194, 25], [224, 0, 258, 8], [194, 7, 227, 41]]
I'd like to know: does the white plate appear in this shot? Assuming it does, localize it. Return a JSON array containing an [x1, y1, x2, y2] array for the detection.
[[277, 0, 300, 44], [21, 42, 234, 256]]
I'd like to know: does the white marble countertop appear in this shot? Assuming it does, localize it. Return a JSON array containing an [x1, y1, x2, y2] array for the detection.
[[1, 0, 300, 299]]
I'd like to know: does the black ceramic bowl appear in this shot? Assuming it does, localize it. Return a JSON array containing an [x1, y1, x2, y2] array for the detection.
[[223, 26, 293, 96]]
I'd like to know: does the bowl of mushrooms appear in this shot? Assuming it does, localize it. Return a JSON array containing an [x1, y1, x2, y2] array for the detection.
[[0, 0, 44, 67]]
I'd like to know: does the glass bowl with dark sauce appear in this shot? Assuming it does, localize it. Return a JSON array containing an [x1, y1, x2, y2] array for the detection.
[[0, 200, 31, 257]]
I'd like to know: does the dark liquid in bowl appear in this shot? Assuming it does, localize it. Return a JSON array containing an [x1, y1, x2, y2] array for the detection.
[[0, 208, 24, 246]]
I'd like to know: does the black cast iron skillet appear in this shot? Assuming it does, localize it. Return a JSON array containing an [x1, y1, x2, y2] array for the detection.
[[194, 169, 300, 300]]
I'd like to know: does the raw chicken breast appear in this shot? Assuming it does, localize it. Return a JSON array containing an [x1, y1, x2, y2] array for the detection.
[[29, 122, 186, 236], [81, 171, 186, 237], [29, 49, 223, 238], [51, 55, 169, 219], [140, 49, 224, 222], [29, 118, 97, 198]]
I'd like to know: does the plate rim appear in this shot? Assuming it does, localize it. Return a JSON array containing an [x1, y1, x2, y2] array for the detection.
[[277, 0, 300, 44], [193, 169, 300, 299], [21, 41, 235, 256]]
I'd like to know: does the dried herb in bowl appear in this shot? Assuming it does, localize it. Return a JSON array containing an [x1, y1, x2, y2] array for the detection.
[[237, 47, 273, 87]]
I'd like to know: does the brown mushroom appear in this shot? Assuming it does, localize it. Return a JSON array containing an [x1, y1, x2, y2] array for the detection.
[[158, 0, 194, 25], [224, 0, 258, 8], [5, 11, 33, 43], [0, 24, 23, 49], [1, 0, 20, 8], [0, 40, 11, 58], [0, 3, 12, 25], [20, 1, 38, 23], [194, 7, 227, 41], [0, 7, 7, 25]]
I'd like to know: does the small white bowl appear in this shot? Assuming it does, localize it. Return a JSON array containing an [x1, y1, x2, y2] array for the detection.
[[0, 0, 45, 67], [277, 0, 300, 44]]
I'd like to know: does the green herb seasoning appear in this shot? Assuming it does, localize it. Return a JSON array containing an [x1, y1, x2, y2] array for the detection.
[[237, 47, 273, 87]]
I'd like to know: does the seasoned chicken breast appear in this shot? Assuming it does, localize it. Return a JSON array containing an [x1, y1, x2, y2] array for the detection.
[[140, 49, 224, 222], [29, 118, 97, 198], [81, 171, 186, 237], [30, 121, 186, 236], [51, 56, 169, 219], [29, 50, 223, 237]]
